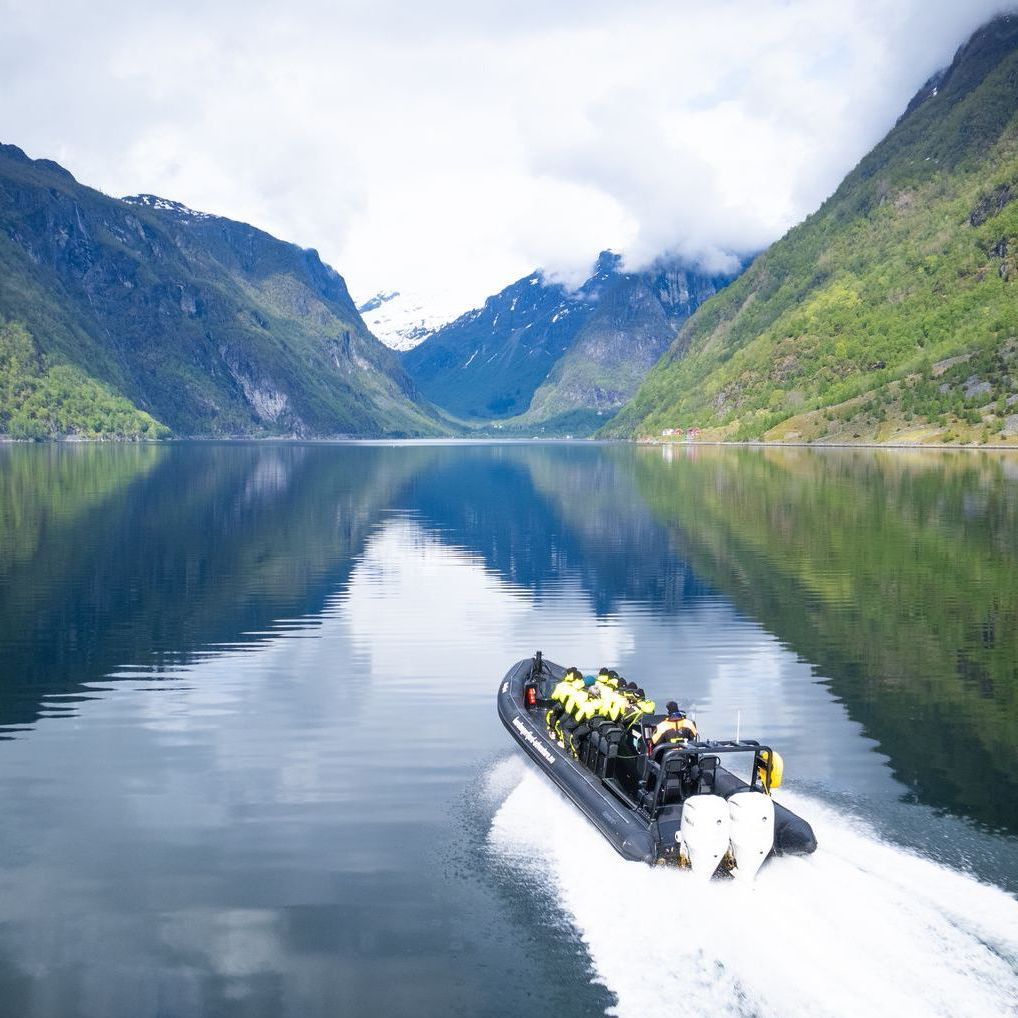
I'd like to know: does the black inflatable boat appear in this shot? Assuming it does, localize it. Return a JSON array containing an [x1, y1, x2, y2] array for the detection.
[[498, 653, 817, 878]]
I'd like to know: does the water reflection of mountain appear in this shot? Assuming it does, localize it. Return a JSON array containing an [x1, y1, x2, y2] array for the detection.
[[634, 446, 1018, 834], [0, 444, 432, 733], [5, 442, 1016, 836], [407, 444, 712, 615]]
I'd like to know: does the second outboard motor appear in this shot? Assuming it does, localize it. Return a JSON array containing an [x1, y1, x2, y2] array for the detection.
[[728, 791, 775, 881], [679, 795, 731, 878]]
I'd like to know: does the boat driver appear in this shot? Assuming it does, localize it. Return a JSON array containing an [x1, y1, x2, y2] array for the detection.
[[651, 701, 698, 748]]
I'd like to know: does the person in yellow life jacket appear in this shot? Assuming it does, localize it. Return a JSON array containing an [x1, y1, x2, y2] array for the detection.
[[651, 701, 698, 748], [599, 685, 628, 722], [590, 669, 622, 718], [550, 667, 583, 705], [597, 668, 622, 691], [619, 686, 656, 731], [562, 676, 590, 718], [547, 667, 584, 737], [561, 674, 602, 754], [618, 680, 647, 706], [574, 686, 604, 723], [600, 678, 634, 722]]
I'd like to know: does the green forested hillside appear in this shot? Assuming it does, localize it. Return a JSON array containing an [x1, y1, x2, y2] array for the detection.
[[0, 320, 167, 439], [606, 16, 1018, 445], [0, 147, 446, 439]]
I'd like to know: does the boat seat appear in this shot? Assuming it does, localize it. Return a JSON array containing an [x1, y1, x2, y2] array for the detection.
[[695, 755, 719, 795], [583, 718, 613, 768], [599, 727, 625, 778], [590, 721, 624, 776], [652, 740, 692, 763], [661, 774, 684, 805], [639, 755, 700, 809]]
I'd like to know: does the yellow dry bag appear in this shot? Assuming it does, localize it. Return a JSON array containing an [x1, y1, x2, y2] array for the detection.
[[757, 749, 784, 791]]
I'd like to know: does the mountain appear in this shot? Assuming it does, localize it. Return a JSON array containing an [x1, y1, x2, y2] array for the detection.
[[402, 252, 735, 434], [357, 288, 465, 351], [520, 262, 734, 435], [0, 146, 446, 438], [606, 15, 1018, 446]]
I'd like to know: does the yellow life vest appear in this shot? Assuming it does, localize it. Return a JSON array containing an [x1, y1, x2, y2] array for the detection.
[[602, 688, 628, 721], [575, 695, 601, 722], [621, 705, 645, 730], [552, 672, 583, 704], [596, 688, 616, 720], [550, 680, 573, 704], [619, 697, 655, 729], [565, 685, 591, 717], [652, 717, 698, 747]]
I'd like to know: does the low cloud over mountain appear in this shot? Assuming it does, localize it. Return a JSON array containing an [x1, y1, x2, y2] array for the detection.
[[0, 1, 1011, 311]]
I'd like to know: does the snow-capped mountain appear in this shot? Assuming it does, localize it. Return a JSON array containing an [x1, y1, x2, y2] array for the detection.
[[357, 289, 467, 351], [401, 251, 740, 432]]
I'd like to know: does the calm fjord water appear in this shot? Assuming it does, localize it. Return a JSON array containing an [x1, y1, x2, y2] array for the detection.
[[0, 442, 1016, 1018]]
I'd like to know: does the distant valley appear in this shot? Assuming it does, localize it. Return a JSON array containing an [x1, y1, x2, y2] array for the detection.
[[401, 252, 736, 436]]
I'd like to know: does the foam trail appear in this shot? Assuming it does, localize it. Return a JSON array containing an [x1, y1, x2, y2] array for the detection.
[[489, 767, 1018, 1018]]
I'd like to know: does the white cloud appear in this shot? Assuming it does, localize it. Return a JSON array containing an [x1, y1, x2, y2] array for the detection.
[[0, 0, 1011, 314]]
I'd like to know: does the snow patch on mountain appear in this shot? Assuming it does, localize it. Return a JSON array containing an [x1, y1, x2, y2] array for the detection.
[[357, 289, 468, 351], [120, 194, 213, 221]]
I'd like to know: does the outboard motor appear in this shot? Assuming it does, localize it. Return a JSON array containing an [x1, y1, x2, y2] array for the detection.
[[728, 791, 775, 881], [678, 795, 731, 878]]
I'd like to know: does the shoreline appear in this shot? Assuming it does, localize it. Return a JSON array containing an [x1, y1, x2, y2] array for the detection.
[[1, 433, 1017, 451], [636, 438, 1018, 452]]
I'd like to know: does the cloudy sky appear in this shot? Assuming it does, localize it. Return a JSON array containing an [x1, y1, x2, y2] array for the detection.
[[0, 0, 1011, 314]]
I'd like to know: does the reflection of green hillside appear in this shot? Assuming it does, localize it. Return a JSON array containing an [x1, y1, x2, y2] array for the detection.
[[0, 444, 434, 731], [0, 443, 165, 572], [636, 446, 1018, 831]]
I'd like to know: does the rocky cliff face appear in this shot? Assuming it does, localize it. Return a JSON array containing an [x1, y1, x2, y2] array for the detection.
[[0, 145, 444, 437], [402, 251, 735, 432]]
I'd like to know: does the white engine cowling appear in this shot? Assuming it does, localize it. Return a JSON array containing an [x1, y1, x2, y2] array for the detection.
[[679, 794, 731, 878], [728, 791, 775, 881]]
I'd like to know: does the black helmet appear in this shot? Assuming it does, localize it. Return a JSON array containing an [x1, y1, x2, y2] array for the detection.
[[608, 670, 619, 680], [666, 700, 682, 717], [635, 688, 646, 699]]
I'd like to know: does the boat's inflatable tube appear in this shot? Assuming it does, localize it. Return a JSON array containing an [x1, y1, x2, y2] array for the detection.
[[497, 656, 817, 867], [497, 658, 658, 863]]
